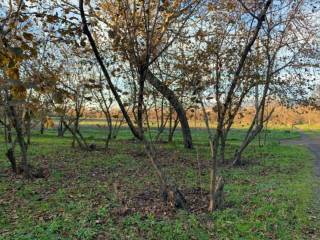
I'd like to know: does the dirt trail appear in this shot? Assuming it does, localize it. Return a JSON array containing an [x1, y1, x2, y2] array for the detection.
[[282, 132, 320, 177], [282, 131, 320, 236]]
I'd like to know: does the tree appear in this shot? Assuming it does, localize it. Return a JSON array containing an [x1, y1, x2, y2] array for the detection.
[[77, 0, 202, 149], [233, 0, 317, 165], [0, 0, 60, 177], [186, 0, 273, 211]]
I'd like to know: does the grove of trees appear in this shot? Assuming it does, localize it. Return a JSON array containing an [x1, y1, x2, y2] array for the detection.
[[0, 0, 319, 212]]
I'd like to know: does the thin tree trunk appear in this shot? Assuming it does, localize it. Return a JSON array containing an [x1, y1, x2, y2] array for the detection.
[[4, 121, 17, 173], [104, 110, 113, 150], [62, 120, 87, 150], [79, 0, 143, 141], [168, 117, 179, 143], [199, 96, 224, 211], [143, 139, 187, 209], [58, 116, 64, 137], [137, 70, 146, 136], [26, 111, 31, 145], [220, 135, 226, 164], [40, 119, 45, 135], [208, 129, 223, 212], [168, 107, 173, 142]]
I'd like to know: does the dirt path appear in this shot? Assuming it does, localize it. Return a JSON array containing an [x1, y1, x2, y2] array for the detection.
[[282, 132, 320, 177], [282, 132, 320, 236]]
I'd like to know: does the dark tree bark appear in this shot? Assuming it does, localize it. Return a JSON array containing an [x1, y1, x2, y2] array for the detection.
[[3, 121, 17, 173], [40, 120, 45, 135], [62, 120, 88, 150], [8, 106, 32, 178], [220, 135, 226, 164], [168, 110, 179, 143], [146, 70, 193, 148], [79, 0, 192, 149], [79, 1, 143, 141], [57, 116, 64, 137], [25, 110, 31, 145], [6, 148, 17, 173]]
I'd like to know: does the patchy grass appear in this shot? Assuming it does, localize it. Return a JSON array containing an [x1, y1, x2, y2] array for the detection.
[[0, 127, 319, 239]]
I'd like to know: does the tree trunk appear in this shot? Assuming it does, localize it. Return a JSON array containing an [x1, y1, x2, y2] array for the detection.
[[105, 127, 112, 150], [208, 136, 220, 211], [104, 112, 113, 150], [137, 70, 146, 136], [58, 117, 64, 137], [144, 140, 187, 209], [79, 1, 143, 141], [199, 96, 224, 212], [6, 148, 17, 173], [220, 135, 226, 164], [168, 107, 173, 142], [233, 149, 243, 166], [40, 120, 45, 135], [26, 111, 31, 145], [9, 106, 31, 178], [62, 120, 87, 150], [146, 70, 192, 149], [210, 176, 224, 210], [5, 123, 17, 173]]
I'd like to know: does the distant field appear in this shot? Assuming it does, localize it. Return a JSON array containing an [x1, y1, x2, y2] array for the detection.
[[0, 127, 319, 239], [51, 117, 313, 130]]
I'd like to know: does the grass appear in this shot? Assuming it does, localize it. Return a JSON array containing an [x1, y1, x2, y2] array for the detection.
[[0, 126, 319, 239]]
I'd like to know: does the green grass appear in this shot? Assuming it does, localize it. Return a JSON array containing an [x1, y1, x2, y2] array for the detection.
[[0, 126, 319, 239]]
